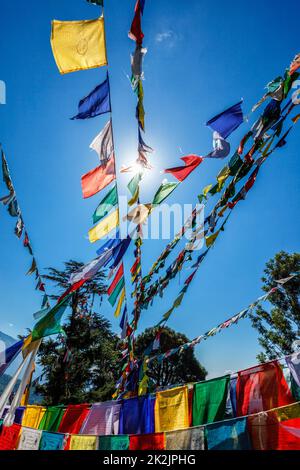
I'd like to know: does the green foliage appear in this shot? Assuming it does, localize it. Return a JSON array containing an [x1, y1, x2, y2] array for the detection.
[[36, 261, 121, 405], [250, 251, 300, 362], [135, 326, 207, 387]]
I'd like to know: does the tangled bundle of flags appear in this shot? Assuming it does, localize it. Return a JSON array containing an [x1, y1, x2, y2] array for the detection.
[[1, 349, 300, 450]]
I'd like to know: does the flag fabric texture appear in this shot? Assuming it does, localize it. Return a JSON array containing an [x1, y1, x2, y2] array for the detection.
[[129, 432, 165, 450], [79, 401, 121, 436], [51, 17, 107, 74], [109, 236, 132, 270], [248, 413, 300, 450], [192, 376, 230, 426], [289, 53, 300, 75], [164, 155, 203, 182], [165, 426, 205, 450], [71, 75, 111, 119], [58, 404, 90, 434], [206, 101, 244, 139], [152, 182, 179, 205], [119, 395, 155, 435], [39, 431, 66, 450], [89, 209, 119, 243], [99, 435, 129, 451], [81, 154, 116, 199], [31, 295, 70, 341], [286, 353, 300, 389], [155, 386, 189, 432], [90, 119, 114, 163], [69, 435, 98, 450], [38, 406, 65, 433], [236, 361, 294, 416], [206, 417, 251, 450], [0, 423, 21, 450], [17, 427, 42, 450], [22, 406, 46, 429], [125, 204, 151, 225]]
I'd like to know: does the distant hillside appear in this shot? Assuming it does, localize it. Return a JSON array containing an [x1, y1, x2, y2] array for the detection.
[[0, 373, 42, 405]]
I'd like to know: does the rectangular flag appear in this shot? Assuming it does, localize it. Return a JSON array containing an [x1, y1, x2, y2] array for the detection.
[[31, 296, 71, 341], [50, 17, 107, 74], [93, 185, 118, 224], [88, 209, 119, 243], [114, 288, 125, 318], [152, 182, 178, 206], [81, 154, 116, 199], [108, 278, 125, 306], [108, 263, 124, 296], [90, 119, 114, 163], [206, 101, 244, 139], [71, 75, 111, 120]]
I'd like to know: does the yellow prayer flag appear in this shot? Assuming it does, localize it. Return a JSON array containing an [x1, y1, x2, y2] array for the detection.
[[203, 184, 213, 198], [88, 208, 119, 243], [155, 386, 189, 432], [217, 166, 230, 190], [69, 435, 98, 450], [22, 406, 46, 429], [205, 229, 220, 248], [114, 288, 125, 318], [50, 17, 107, 74]]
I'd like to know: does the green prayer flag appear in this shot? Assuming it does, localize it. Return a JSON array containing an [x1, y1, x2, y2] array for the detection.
[[152, 182, 179, 206], [99, 435, 129, 450], [31, 295, 70, 341], [93, 185, 118, 224], [108, 277, 125, 306], [38, 406, 65, 432], [128, 173, 142, 197], [192, 375, 230, 426], [228, 152, 243, 176]]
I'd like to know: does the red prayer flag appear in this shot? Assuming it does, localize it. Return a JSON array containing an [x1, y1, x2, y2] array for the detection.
[[0, 423, 21, 450], [248, 414, 300, 450], [107, 263, 124, 296], [128, 0, 144, 44], [58, 404, 90, 434], [129, 433, 165, 450], [164, 155, 203, 182], [81, 155, 116, 199], [236, 361, 294, 417], [58, 279, 86, 304]]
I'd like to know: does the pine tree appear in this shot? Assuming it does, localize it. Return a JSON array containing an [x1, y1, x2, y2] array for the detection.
[[250, 251, 300, 362], [35, 261, 121, 404]]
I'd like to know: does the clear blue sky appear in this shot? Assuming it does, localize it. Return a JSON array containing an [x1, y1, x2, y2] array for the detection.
[[0, 0, 299, 379]]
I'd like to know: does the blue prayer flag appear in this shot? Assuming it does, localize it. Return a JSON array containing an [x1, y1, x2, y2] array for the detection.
[[0, 340, 23, 377], [119, 395, 155, 435], [109, 236, 132, 269], [206, 417, 251, 450], [206, 101, 244, 139], [71, 75, 111, 120], [39, 431, 65, 450]]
